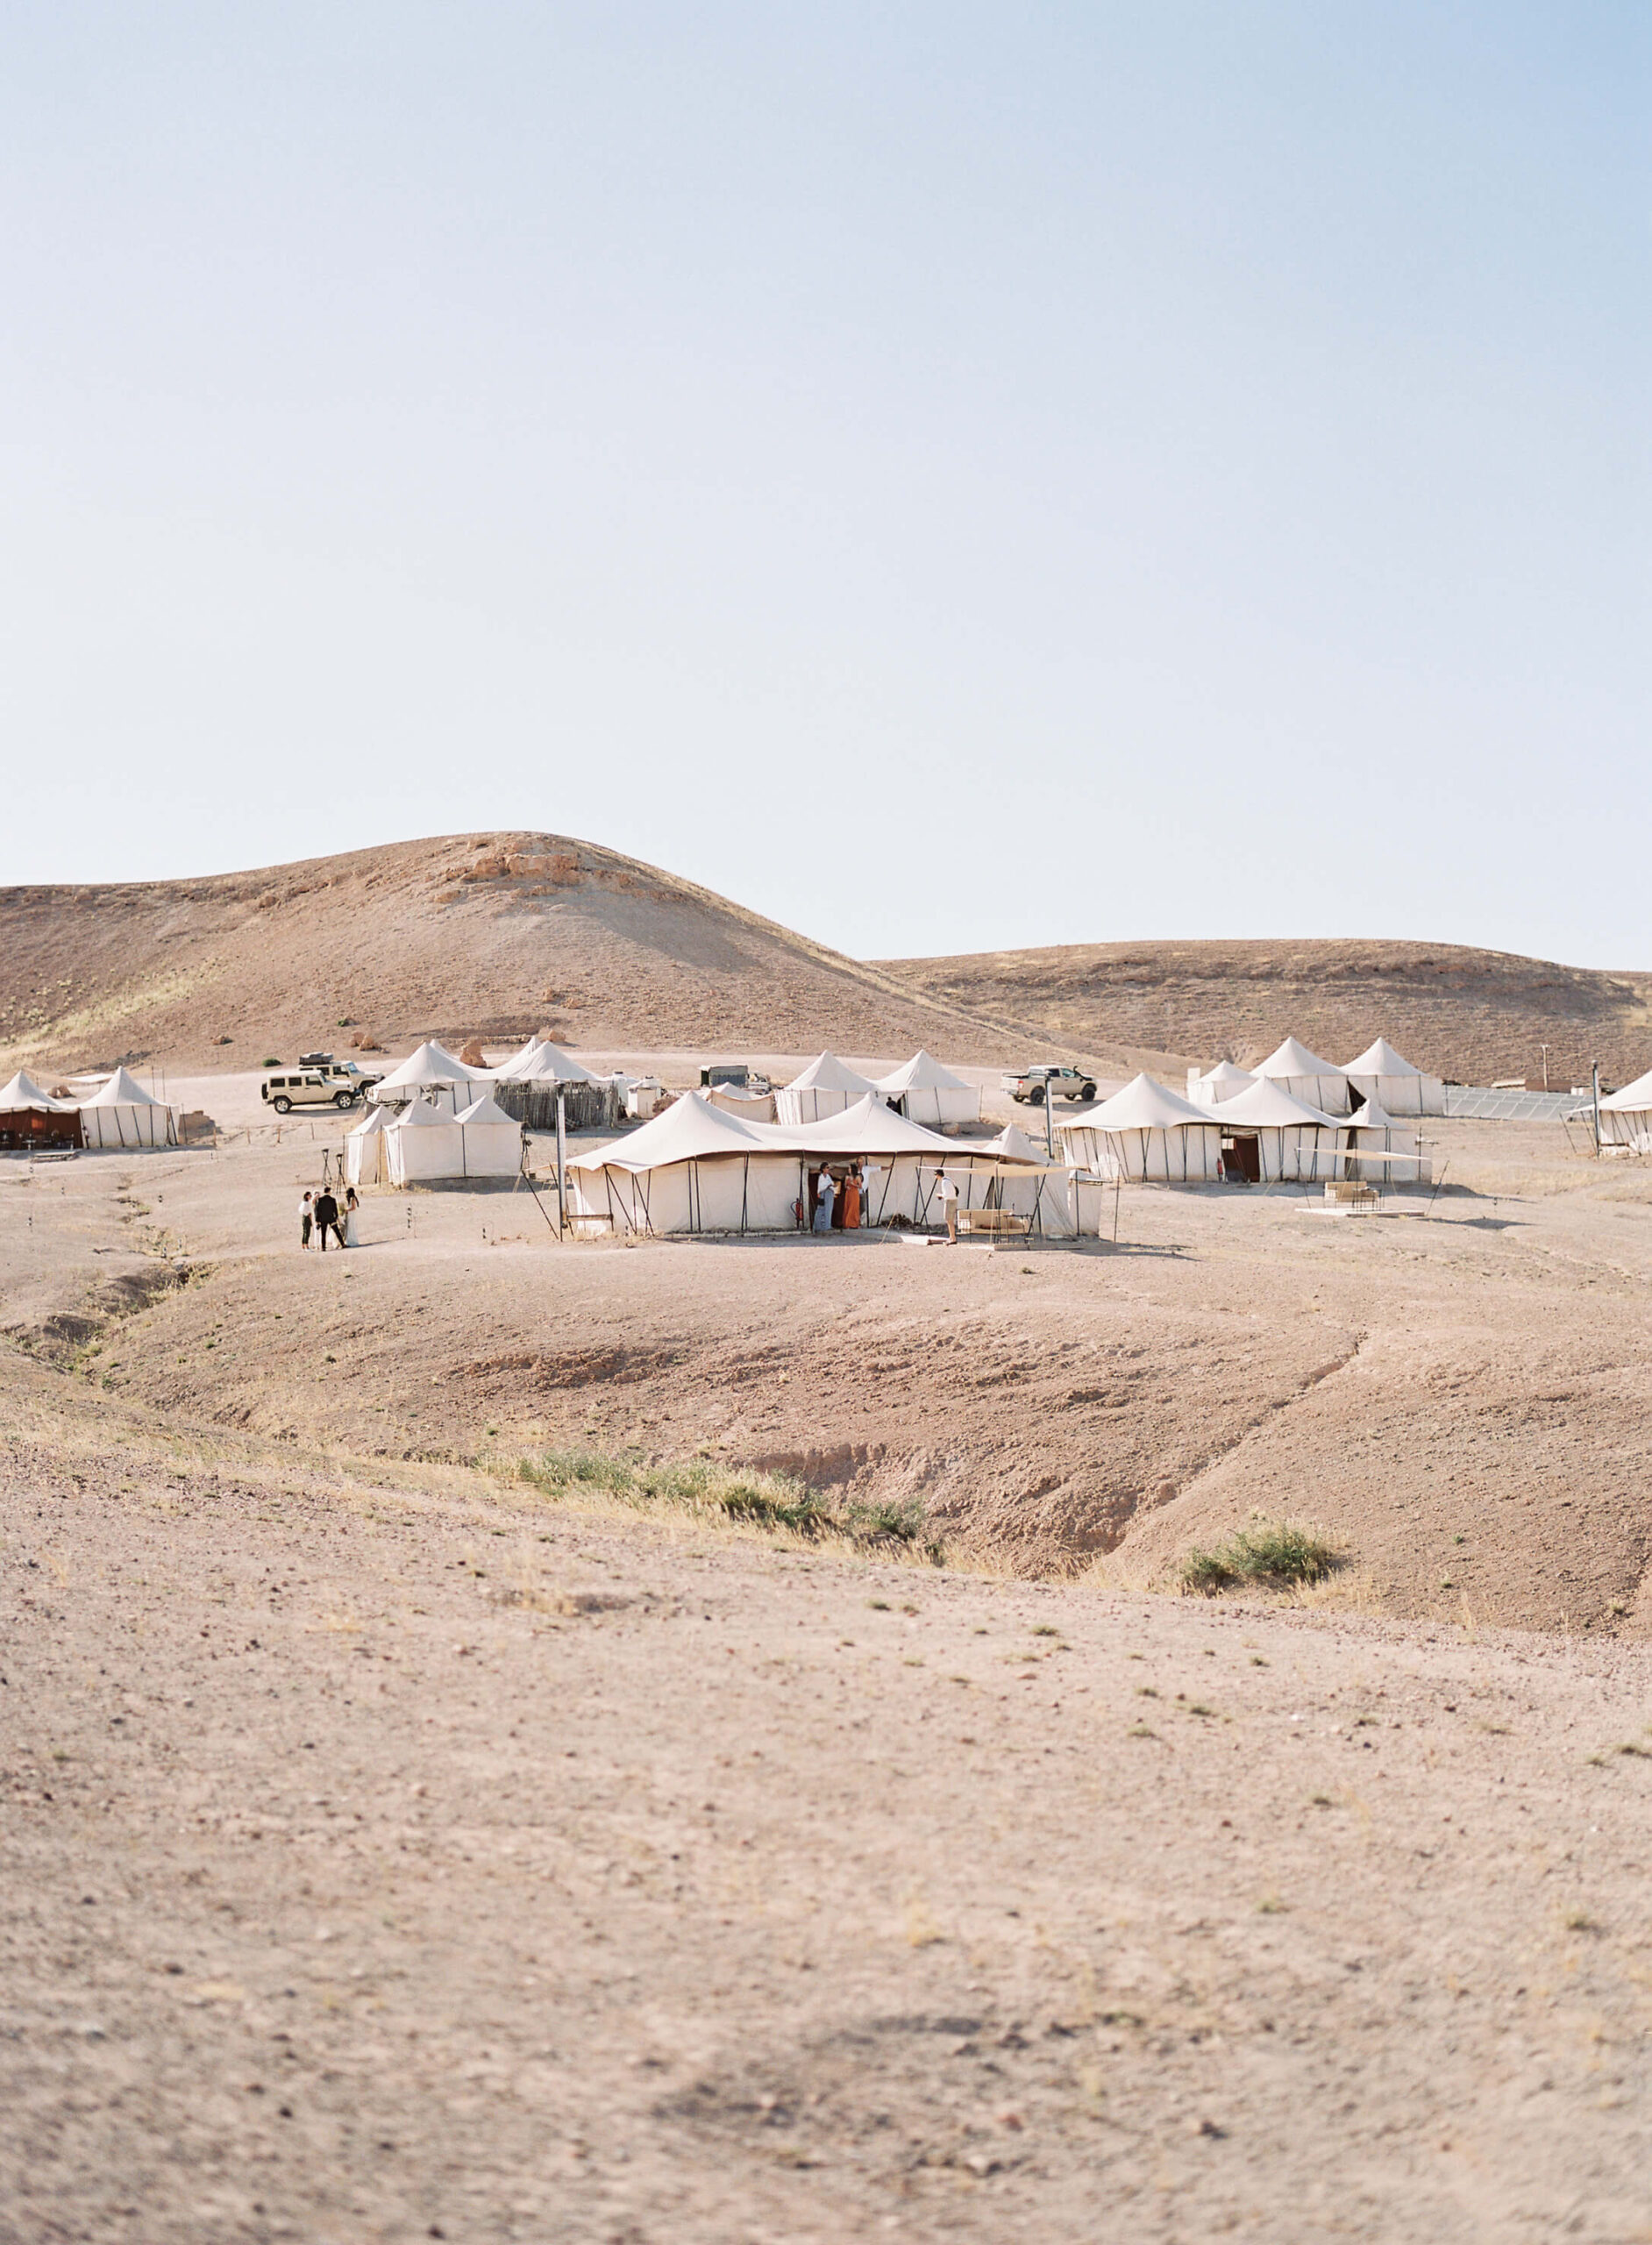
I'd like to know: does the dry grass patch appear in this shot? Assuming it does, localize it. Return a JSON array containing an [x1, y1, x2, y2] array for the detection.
[[1178, 1517, 1342, 1597]]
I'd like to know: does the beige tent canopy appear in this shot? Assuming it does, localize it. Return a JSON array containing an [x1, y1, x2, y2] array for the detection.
[[490, 1037, 596, 1086], [775, 1051, 880, 1125], [1341, 1037, 1445, 1116], [1208, 1075, 1342, 1184], [1057, 1075, 1221, 1184], [384, 1092, 523, 1185], [78, 1067, 179, 1149], [0, 1069, 72, 1112], [344, 1101, 391, 1188], [1599, 1064, 1652, 1154], [1252, 1037, 1352, 1116], [1339, 1094, 1431, 1186], [566, 1090, 976, 1237], [872, 1050, 980, 1130], [368, 1041, 484, 1115], [1186, 1059, 1257, 1108]]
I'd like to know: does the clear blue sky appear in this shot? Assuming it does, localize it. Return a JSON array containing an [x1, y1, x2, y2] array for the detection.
[[3, 5, 1646, 965]]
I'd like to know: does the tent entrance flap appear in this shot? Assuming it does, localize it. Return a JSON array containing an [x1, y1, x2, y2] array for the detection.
[[1224, 1133, 1262, 1184]]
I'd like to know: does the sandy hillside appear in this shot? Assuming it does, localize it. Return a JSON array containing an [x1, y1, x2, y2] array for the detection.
[[882, 937, 1652, 1090], [1, 835, 1173, 1081]]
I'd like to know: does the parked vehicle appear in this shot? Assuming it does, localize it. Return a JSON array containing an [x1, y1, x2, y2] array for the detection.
[[260, 1058, 381, 1115], [699, 1062, 773, 1094], [1002, 1064, 1097, 1107]]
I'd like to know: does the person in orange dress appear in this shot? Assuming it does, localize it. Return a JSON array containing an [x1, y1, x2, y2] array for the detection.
[[842, 1164, 861, 1229]]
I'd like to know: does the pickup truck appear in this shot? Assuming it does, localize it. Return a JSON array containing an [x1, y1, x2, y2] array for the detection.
[[1002, 1064, 1098, 1108]]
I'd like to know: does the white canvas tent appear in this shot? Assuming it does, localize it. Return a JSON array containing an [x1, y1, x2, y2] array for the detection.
[[384, 1097, 465, 1184], [452, 1093, 524, 1178], [872, 1050, 980, 1130], [1599, 1065, 1652, 1154], [763, 1094, 972, 1227], [0, 1069, 72, 1112], [368, 1041, 484, 1115], [1209, 1076, 1342, 1184], [1186, 1060, 1257, 1108], [1253, 1037, 1352, 1115], [566, 1092, 806, 1237], [344, 1102, 391, 1187], [774, 1051, 880, 1125], [1057, 1075, 1221, 1184], [490, 1037, 595, 1086], [950, 1122, 1077, 1237], [566, 1089, 974, 1237], [1339, 1094, 1431, 1186], [1341, 1037, 1445, 1117], [77, 1067, 179, 1149]]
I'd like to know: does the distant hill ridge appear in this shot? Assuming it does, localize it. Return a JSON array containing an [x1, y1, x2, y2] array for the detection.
[[879, 937, 1652, 1091], [1, 834, 1647, 1083]]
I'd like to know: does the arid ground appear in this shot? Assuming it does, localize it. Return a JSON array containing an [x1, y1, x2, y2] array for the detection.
[[4, 1064, 1652, 2241]]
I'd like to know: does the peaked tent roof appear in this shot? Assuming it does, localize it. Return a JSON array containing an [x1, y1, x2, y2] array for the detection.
[[989, 1122, 1050, 1163], [1342, 1037, 1423, 1078], [1602, 1065, 1652, 1113], [392, 1095, 459, 1130], [569, 1090, 765, 1174], [758, 1092, 960, 1158], [1210, 1077, 1341, 1129], [1198, 1060, 1256, 1090], [873, 1049, 972, 1095], [374, 1040, 482, 1093], [495, 1038, 596, 1085], [453, 1093, 520, 1129], [0, 1069, 69, 1111], [1061, 1073, 1214, 1134], [1346, 1094, 1400, 1130], [784, 1051, 880, 1096], [1255, 1036, 1345, 1080], [84, 1066, 168, 1108], [347, 1103, 389, 1138]]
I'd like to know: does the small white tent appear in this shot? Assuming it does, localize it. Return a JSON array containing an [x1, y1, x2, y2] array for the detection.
[[452, 1093, 523, 1179], [491, 1037, 596, 1086], [1252, 1037, 1352, 1115], [344, 1102, 391, 1188], [775, 1051, 880, 1125], [384, 1096, 466, 1185], [1186, 1060, 1257, 1108], [78, 1067, 179, 1149], [1209, 1076, 1342, 1184], [368, 1041, 484, 1115], [950, 1122, 1077, 1237], [1341, 1037, 1445, 1117], [1599, 1065, 1652, 1155], [0, 1069, 71, 1112], [1339, 1094, 1431, 1186], [567, 1092, 803, 1237], [1057, 1075, 1221, 1184], [873, 1051, 980, 1130]]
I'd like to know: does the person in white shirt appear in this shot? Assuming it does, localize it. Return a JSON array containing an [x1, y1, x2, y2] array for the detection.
[[813, 1168, 837, 1233], [299, 1191, 313, 1250], [936, 1172, 959, 1242]]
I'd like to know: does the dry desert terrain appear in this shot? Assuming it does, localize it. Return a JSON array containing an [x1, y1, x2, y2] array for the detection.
[[4, 1062, 1652, 2241]]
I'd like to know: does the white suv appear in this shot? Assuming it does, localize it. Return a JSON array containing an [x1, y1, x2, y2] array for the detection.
[[261, 1063, 377, 1115]]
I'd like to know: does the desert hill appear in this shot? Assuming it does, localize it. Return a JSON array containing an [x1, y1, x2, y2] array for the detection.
[[0, 834, 1065, 1077], [3, 831, 1648, 1086], [880, 937, 1652, 1090]]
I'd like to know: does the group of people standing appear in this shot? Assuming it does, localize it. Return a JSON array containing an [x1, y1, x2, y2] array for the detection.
[[809, 1162, 866, 1232], [299, 1185, 359, 1251]]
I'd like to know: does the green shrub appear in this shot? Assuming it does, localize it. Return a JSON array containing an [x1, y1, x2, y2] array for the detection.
[[1178, 1518, 1341, 1596], [514, 1448, 839, 1542]]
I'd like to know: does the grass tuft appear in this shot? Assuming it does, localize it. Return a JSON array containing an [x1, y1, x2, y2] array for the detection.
[[1178, 1517, 1342, 1597], [509, 1447, 936, 1558]]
